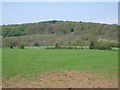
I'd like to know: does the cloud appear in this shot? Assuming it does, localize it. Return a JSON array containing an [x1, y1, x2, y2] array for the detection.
[[94, 17, 118, 24]]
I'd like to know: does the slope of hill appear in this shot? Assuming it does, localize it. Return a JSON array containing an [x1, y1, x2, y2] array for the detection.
[[1, 20, 119, 47]]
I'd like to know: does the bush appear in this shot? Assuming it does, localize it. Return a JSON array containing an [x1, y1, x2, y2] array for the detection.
[[68, 46, 72, 49], [96, 38, 114, 50], [81, 46, 83, 49], [95, 45, 111, 50], [74, 47, 78, 49], [19, 44, 24, 49], [46, 47, 50, 49], [34, 42, 39, 46], [10, 46, 13, 49], [89, 40, 95, 49], [55, 43, 61, 49], [89, 38, 116, 50]]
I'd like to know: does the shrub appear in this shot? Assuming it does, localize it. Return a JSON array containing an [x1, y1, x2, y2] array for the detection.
[[55, 43, 61, 49], [96, 45, 111, 50], [81, 46, 83, 49], [34, 42, 39, 46], [19, 44, 24, 49], [89, 40, 95, 49], [68, 46, 72, 49], [96, 38, 114, 50], [46, 47, 50, 49], [10, 46, 13, 49], [89, 38, 115, 50], [76, 39, 82, 46], [74, 47, 77, 49], [46, 47, 55, 49]]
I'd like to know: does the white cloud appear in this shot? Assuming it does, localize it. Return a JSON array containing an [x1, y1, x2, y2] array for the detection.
[[93, 17, 118, 24]]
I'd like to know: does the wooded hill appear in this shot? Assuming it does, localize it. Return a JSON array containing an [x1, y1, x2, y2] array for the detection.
[[1, 20, 119, 48]]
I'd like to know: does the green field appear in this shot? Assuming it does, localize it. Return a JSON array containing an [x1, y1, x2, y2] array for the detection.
[[2, 48, 118, 80]]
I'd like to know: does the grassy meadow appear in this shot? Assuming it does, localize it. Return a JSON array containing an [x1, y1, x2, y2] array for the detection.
[[3, 47, 118, 80], [1, 3, 119, 88]]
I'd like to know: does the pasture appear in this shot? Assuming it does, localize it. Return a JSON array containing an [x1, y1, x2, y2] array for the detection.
[[2, 48, 118, 88]]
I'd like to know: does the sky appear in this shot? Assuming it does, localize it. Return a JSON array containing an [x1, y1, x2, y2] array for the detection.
[[1, 0, 120, 2], [1, 2, 118, 25]]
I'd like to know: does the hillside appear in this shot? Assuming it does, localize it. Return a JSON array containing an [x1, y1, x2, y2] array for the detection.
[[1, 20, 119, 47]]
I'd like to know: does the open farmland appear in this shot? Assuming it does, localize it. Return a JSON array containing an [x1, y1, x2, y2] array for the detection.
[[2, 48, 118, 88], [1, 2, 120, 89]]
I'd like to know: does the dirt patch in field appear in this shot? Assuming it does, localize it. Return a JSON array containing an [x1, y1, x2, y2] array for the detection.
[[3, 70, 118, 88]]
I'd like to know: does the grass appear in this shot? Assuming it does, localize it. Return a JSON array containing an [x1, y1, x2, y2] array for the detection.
[[2, 48, 118, 80]]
